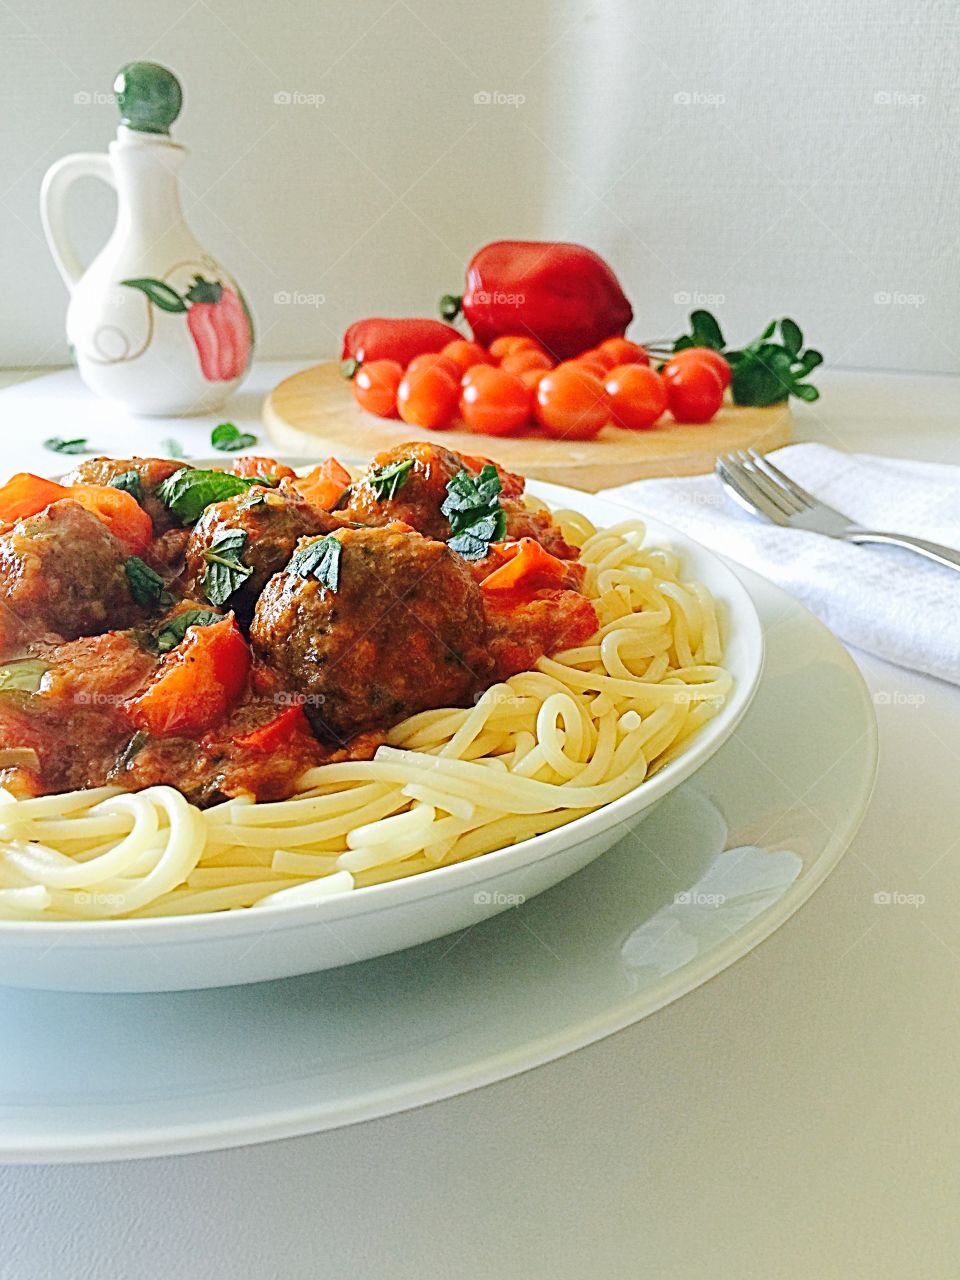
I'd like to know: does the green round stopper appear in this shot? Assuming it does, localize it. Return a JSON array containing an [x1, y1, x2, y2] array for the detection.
[[113, 62, 183, 135]]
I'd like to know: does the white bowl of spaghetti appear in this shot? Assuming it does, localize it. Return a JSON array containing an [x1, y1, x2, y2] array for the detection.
[[0, 477, 762, 992]]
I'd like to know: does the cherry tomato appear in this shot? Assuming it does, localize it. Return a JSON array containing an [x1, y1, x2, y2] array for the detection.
[[580, 347, 618, 371], [461, 363, 491, 390], [535, 365, 609, 439], [500, 347, 554, 376], [397, 364, 459, 430], [518, 367, 548, 393], [440, 339, 491, 375], [665, 346, 731, 389], [604, 364, 668, 430], [459, 366, 532, 437], [564, 357, 609, 380], [489, 335, 543, 361], [405, 352, 460, 381], [352, 359, 403, 417], [597, 337, 650, 367], [662, 359, 724, 424]]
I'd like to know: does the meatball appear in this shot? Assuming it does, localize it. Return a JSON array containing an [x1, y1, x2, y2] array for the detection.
[[62, 456, 189, 532], [182, 487, 344, 617], [344, 442, 475, 541], [250, 525, 493, 742], [344, 441, 578, 559], [0, 501, 137, 652]]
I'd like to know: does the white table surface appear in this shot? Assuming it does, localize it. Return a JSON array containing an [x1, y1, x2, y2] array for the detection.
[[0, 364, 958, 1280]]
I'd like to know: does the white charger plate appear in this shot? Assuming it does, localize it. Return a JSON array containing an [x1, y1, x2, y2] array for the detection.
[[0, 563, 877, 1162], [0, 482, 763, 993]]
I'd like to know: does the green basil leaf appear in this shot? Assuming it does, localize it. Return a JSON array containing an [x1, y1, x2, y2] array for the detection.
[[448, 531, 492, 560], [125, 556, 166, 607], [121, 278, 187, 313], [287, 534, 342, 592], [441, 465, 502, 521], [730, 348, 795, 406], [161, 438, 186, 460], [156, 468, 257, 525], [153, 608, 223, 654], [211, 422, 258, 453], [201, 529, 253, 606], [688, 309, 725, 349], [237, 490, 269, 513], [791, 382, 820, 402], [44, 437, 89, 455], [475, 464, 503, 507], [0, 659, 48, 694], [111, 470, 144, 501], [368, 458, 414, 501], [780, 318, 803, 357], [795, 348, 823, 377], [441, 465, 505, 559]]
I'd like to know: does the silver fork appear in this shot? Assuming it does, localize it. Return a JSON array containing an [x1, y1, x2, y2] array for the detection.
[[716, 449, 960, 573]]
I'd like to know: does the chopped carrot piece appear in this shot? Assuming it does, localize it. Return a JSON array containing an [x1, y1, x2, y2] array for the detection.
[[68, 485, 153, 555], [228, 456, 297, 482], [0, 473, 70, 523], [480, 538, 570, 595], [0, 475, 152, 554]]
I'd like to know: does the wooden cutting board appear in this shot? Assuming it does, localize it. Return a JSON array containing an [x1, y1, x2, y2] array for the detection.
[[264, 361, 792, 493]]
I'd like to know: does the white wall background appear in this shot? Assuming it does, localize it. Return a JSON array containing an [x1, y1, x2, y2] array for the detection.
[[1, 0, 958, 373]]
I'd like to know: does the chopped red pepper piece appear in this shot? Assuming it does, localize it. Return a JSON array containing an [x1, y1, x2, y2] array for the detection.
[[233, 704, 311, 752], [127, 615, 250, 737]]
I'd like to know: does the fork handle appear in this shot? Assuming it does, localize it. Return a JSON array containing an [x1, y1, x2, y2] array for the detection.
[[844, 530, 960, 573]]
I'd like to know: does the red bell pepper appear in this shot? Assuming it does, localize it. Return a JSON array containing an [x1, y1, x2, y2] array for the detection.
[[185, 278, 252, 381], [128, 614, 250, 738], [442, 241, 634, 361], [341, 318, 462, 373]]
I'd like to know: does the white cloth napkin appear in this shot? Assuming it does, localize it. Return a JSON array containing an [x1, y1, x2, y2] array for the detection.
[[601, 443, 960, 686]]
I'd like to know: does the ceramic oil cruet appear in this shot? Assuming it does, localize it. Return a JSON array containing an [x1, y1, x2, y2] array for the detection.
[[40, 62, 254, 416]]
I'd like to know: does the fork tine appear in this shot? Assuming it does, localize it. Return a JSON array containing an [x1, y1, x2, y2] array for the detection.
[[746, 449, 817, 509], [731, 450, 801, 517], [716, 456, 790, 526]]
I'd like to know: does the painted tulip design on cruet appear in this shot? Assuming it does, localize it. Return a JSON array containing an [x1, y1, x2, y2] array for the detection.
[[40, 62, 254, 415]]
